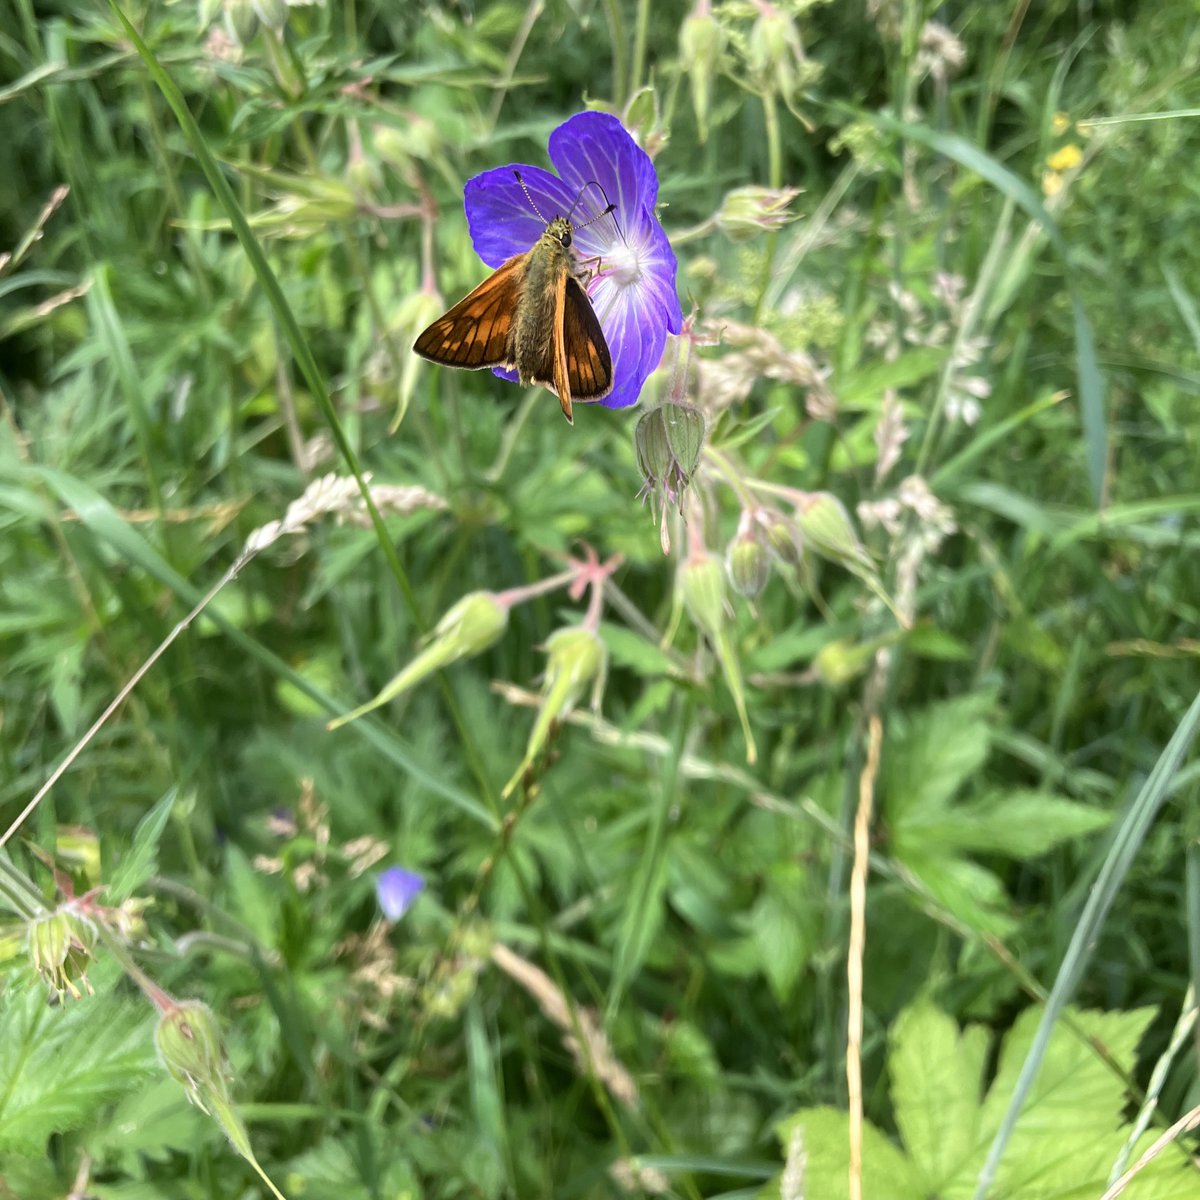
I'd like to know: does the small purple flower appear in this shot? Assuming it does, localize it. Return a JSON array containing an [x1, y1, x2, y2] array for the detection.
[[376, 866, 425, 921], [463, 111, 683, 410]]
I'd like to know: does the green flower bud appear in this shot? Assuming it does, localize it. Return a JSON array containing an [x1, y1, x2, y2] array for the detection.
[[814, 629, 906, 688], [680, 7, 723, 142], [792, 491, 873, 573], [762, 513, 804, 566], [726, 533, 770, 598], [623, 86, 660, 142], [679, 552, 727, 642], [635, 402, 706, 506], [813, 638, 872, 687], [749, 9, 793, 85], [716, 186, 801, 242], [250, 0, 288, 30], [27, 909, 94, 1000], [501, 627, 607, 799], [223, 0, 259, 45], [329, 592, 508, 730], [156, 1000, 255, 1159], [156, 1000, 227, 1105]]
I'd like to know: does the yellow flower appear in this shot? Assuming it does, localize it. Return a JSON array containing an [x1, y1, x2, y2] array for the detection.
[[1046, 144, 1083, 173], [1051, 112, 1071, 135], [1042, 170, 1065, 199]]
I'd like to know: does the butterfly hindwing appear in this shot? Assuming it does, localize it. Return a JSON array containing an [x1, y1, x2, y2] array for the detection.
[[413, 255, 524, 369]]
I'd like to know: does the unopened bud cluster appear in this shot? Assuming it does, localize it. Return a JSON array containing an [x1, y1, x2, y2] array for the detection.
[[635, 402, 706, 508], [27, 907, 96, 1000]]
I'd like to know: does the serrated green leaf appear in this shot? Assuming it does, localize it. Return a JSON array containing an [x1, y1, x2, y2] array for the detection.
[[0, 984, 157, 1153], [85, 1077, 211, 1168], [973, 1006, 1171, 1198], [107, 788, 177, 904], [913, 791, 1110, 859], [885, 694, 995, 821], [749, 874, 814, 1004], [890, 1002, 988, 1192], [763, 1106, 922, 1199], [897, 853, 1016, 937]]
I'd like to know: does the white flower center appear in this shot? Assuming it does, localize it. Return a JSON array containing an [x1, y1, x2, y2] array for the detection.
[[604, 239, 645, 289]]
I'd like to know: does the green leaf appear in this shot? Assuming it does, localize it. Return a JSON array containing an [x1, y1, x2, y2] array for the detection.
[[107, 788, 177, 904], [835, 346, 946, 409], [890, 1003, 988, 1192], [912, 790, 1111, 860], [897, 853, 1016, 937], [223, 843, 279, 950], [750, 870, 814, 1004], [976, 1006, 1162, 1198], [885, 693, 995, 820], [598, 621, 675, 676], [0, 982, 157, 1153], [764, 1106, 922, 1199]]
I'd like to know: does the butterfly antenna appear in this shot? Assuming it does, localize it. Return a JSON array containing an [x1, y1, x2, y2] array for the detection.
[[513, 171, 550, 224], [568, 180, 621, 239]]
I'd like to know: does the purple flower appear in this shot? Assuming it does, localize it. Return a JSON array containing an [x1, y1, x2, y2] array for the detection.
[[463, 111, 683, 410], [376, 867, 425, 921]]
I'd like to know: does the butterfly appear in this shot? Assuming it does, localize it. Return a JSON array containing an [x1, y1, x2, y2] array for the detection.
[[414, 174, 615, 424]]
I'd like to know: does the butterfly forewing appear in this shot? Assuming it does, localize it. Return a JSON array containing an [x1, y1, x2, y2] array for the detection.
[[413, 255, 523, 369], [562, 277, 612, 400]]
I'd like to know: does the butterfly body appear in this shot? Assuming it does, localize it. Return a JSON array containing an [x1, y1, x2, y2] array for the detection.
[[415, 214, 613, 424]]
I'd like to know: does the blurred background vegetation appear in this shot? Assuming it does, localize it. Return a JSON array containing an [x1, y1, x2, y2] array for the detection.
[[2, 0, 1200, 1197]]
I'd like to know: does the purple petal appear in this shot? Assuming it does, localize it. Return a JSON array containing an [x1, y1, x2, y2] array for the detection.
[[464, 165, 580, 269], [548, 112, 659, 225], [376, 866, 425, 920], [456, 112, 682, 411]]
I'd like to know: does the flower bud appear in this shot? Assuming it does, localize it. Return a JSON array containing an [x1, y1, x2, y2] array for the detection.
[[761, 512, 804, 567], [155, 1000, 227, 1104], [814, 630, 905, 688], [501, 627, 607, 799], [157, 999, 255, 1160], [726, 531, 770, 598], [27, 909, 94, 1000], [223, 0, 258, 44], [716, 186, 801, 242], [250, 0, 288, 31], [749, 8, 798, 95], [328, 592, 508, 730], [792, 491, 873, 574], [680, 5, 723, 142], [635, 402, 706, 504], [813, 638, 872, 687], [679, 552, 727, 642]]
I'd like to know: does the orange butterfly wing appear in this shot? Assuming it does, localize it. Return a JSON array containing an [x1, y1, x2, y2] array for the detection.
[[529, 276, 613, 422], [561, 278, 612, 401], [414, 254, 524, 369]]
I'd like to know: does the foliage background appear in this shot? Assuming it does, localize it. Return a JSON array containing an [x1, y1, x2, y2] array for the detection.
[[2, 0, 1200, 1197]]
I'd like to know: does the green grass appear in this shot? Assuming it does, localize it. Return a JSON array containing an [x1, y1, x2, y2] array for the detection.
[[2, 1, 1200, 1197]]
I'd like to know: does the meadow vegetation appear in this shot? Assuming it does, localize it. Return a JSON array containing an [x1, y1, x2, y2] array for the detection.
[[2, 0, 1200, 1197]]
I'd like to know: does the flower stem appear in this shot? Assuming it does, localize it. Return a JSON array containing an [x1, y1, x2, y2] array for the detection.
[[630, 0, 651, 98], [603, 0, 629, 106], [762, 88, 783, 190]]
